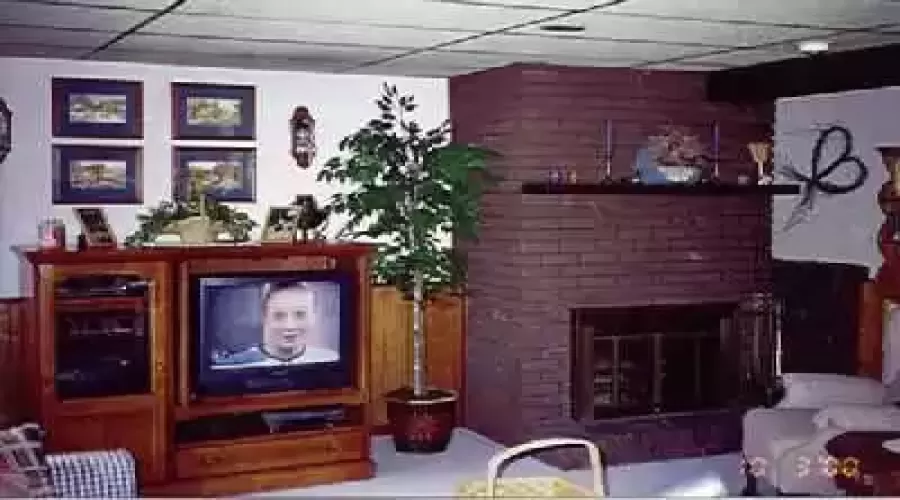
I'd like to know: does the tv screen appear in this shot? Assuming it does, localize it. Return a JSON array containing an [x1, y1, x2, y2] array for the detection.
[[192, 272, 355, 398]]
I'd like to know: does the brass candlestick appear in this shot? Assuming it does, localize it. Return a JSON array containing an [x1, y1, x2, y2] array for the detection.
[[748, 141, 774, 185]]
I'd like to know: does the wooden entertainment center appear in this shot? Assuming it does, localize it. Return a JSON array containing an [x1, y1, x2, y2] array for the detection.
[[14, 243, 376, 496]]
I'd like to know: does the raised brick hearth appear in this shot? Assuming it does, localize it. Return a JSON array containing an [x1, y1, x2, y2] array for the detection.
[[450, 64, 775, 466]]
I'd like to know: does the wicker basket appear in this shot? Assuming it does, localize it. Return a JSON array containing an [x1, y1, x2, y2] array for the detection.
[[456, 438, 605, 498]]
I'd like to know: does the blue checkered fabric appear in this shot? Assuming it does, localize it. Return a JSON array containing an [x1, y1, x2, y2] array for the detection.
[[47, 449, 137, 498], [0, 422, 53, 497]]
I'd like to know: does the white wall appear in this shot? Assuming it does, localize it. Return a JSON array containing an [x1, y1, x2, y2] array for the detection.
[[773, 86, 900, 274], [0, 57, 448, 298]]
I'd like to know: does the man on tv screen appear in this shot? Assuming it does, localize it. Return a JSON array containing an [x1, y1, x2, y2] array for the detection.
[[212, 282, 339, 369]]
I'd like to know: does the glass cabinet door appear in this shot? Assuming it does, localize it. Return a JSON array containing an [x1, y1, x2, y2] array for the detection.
[[53, 274, 152, 400]]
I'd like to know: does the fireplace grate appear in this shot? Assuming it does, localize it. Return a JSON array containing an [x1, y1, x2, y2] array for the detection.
[[571, 303, 748, 421]]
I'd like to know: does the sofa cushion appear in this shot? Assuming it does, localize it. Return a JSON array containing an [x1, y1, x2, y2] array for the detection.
[[812, 405, 900, 431], [0, 423, 53, 497], [777, 373, 888, 409]]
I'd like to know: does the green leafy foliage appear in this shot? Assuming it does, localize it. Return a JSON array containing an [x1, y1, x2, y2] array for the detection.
[[124, 192, 257, 247], [318, 83, 497, 298]]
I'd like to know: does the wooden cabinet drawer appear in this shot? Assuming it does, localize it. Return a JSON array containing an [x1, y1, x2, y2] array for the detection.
[[175, 429, 366, 480]]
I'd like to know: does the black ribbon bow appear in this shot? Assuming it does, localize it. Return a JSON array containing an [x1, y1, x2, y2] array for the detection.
[[780, 125, 869, 231]]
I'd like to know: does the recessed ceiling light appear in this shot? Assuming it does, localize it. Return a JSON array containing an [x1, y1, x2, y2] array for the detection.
[[798, 40, 830, 54], [539, 24, 586, 33]]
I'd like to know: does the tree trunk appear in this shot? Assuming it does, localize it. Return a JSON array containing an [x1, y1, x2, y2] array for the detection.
[[411, 270, 426, 397]]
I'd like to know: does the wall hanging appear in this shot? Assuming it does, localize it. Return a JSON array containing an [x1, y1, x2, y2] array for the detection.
[[51, 78, 143, 138], [52, 145, 143, 204], [0, 98, 10, 163], [172, 146, 256, 202], [290, 106, 316, 168], [171, 83, 256, 140]]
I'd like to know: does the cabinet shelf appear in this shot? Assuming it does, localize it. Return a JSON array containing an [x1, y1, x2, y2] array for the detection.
[[55, 296, 147, 312]]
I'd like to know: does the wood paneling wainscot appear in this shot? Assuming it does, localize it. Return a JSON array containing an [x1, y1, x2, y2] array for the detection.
[[369, 287, 465, 429], [0, 298, 27, 426]]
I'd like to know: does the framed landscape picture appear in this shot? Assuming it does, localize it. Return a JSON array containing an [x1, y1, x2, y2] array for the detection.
[[172, 147, 256, 202], [52, 78, 143, 138], [172, 83, 256, 140], [52, 145, 143, 204]]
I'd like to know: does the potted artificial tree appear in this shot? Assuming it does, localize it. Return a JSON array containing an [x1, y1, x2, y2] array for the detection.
[[318, 83, 495, 453]]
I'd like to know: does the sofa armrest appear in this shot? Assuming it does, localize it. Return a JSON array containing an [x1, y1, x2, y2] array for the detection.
[[773, 427, 848, 495], [743, 408, 819, 461], [46, 449, 137, 498]]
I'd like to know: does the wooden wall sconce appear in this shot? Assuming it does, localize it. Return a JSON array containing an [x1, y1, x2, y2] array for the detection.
[[0, 98, 11, 164], [290, 106, 316, 168]]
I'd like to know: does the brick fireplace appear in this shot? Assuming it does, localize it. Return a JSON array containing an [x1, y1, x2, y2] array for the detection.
[[450, 64, 777, 465]]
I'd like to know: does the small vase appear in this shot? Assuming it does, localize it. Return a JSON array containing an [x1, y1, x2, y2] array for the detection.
[[878, 146, 900, 196]]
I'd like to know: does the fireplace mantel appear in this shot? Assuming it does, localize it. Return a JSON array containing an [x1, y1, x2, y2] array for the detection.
[[521, 182, 800, 196]]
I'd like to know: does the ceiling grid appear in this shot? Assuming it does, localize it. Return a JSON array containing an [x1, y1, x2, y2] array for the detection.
[[0, 0, 898, 76]]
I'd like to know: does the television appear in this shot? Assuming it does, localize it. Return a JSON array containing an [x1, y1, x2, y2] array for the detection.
[[190, 271, 356, 398]]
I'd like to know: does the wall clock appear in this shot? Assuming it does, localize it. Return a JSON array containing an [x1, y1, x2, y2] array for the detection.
[[0, 98, 10, 164]]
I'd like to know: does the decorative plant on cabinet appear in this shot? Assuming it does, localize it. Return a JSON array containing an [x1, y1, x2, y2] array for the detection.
[[318, 83, 495, 453]]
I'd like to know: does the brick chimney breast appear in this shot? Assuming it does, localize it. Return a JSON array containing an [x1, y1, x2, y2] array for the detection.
[[451, 63, 774, 465]]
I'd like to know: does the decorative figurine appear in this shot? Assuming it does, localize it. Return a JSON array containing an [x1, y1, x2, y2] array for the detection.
[[291, 195, 327, 242], [290, 106, 316, 168], [748, 141, 774, 185]]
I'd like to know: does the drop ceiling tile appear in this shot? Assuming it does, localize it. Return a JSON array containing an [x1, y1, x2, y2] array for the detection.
[[180, 0, 554, 31], [356, 47, 649, 77], [443, 33, 713, 62], [90, 49, 355, 72], [109, 34, 407, 62], [348, 60, 489, 78], [678, 31, 900, 67], [514, 12, 837, 48], [670, 49, 795, 67], [0, 26, 112, 48], [822, 31, 900, 51], [140, 14, 480, 48], [0, 43, 87, 59], [1, 0, 171, 9], [642, 61, 730, 71], [382, 50, 545, 67], [0, 2, 148, 31], [422, 0, 606, 9], [603, 0, 900, 29]]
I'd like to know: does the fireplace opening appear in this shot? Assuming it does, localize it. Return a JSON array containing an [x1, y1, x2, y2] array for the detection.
[[571, 303, 745, 421]]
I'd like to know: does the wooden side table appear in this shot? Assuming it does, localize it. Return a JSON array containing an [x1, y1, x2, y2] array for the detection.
[[825, 431, 900, 496]]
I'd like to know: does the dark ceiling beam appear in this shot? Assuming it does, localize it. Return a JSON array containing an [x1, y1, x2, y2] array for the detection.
[[706, 43, 900, 104]]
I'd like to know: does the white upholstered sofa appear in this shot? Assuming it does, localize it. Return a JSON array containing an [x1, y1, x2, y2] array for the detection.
[[742, 373, 900, 496]]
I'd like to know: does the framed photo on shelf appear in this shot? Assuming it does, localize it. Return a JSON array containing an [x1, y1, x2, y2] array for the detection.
[[52, 78, 143, 138], [172, 147, 256, 202], [52, 145, 143, 205], [261, 206, 300, 243], [73, 207, 116, 247], [171, 83, 256, 140]]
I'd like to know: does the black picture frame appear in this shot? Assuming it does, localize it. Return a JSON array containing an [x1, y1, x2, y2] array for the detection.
[[0, 98, 10, 164], [52, 78, 143, 138], [172, 147, 256, 202], [73, 207, 117, 247], [52, 145, 143, 205], [172, 83, 256, 140]]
